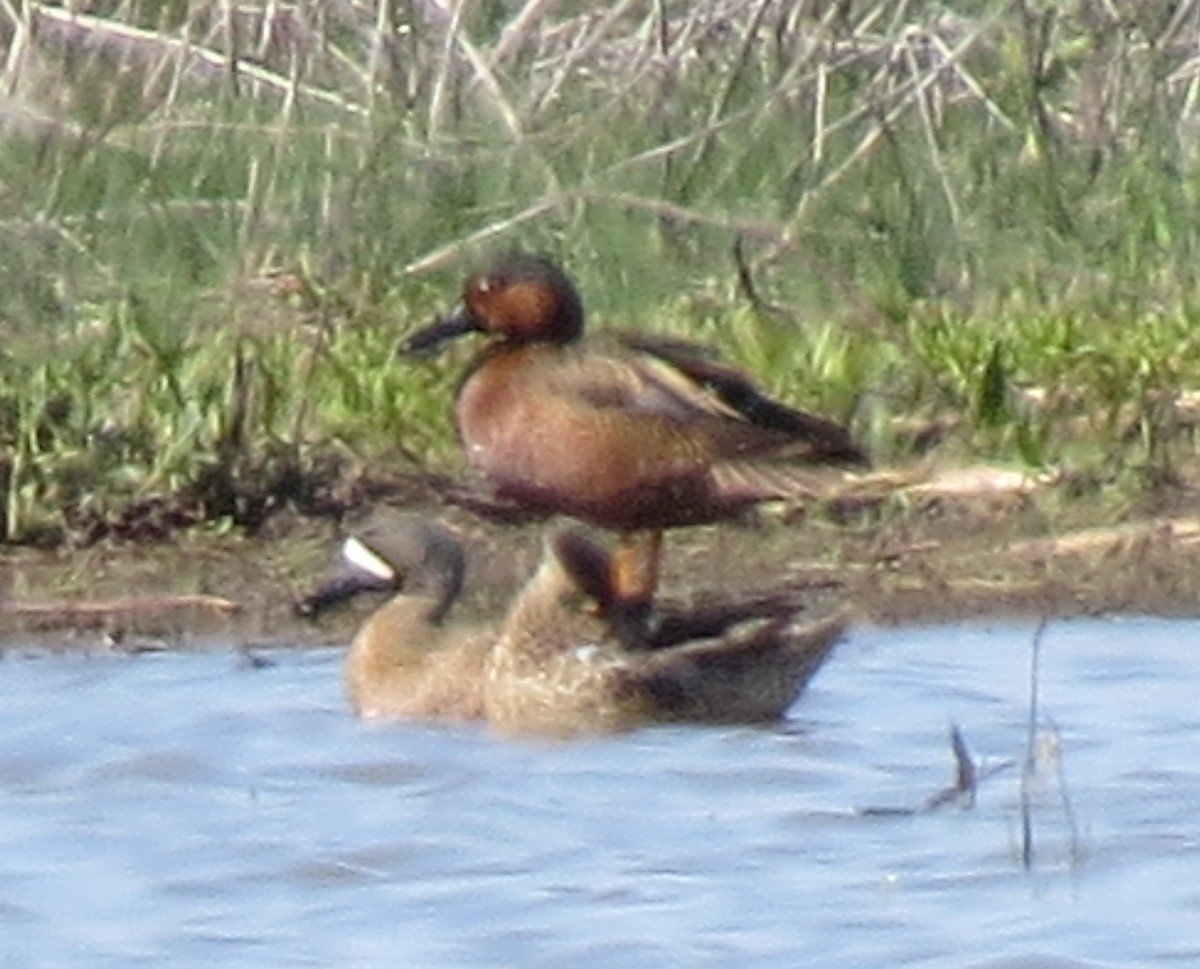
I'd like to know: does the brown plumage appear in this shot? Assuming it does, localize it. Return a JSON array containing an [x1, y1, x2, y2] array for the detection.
[[401, 251, 866, 640], [484, 527, 846, 739], [298, 512, 842, 735], [296, 512, 491, 722]]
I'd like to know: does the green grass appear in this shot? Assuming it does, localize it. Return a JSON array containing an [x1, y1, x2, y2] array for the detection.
[[4, 0, 1200, 544]]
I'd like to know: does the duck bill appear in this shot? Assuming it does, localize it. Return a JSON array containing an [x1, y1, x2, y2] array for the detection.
[[399, 305, 481, 357], [295, 571, 386, 618]]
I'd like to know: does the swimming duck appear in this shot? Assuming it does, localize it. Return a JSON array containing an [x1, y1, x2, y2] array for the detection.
[[484, 526, 846, 738], [296, 512, 491, 721], [401, 251, 866, 642]]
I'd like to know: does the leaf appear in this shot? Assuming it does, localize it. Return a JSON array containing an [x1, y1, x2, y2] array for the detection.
[[977, 340, 1010, 428]]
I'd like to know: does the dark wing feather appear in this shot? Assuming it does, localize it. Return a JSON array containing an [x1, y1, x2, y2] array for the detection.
[[537, 336, 867, 466], [631, 339, 869, 466]]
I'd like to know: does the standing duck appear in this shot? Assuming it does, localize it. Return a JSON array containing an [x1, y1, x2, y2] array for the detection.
[[401, 251, 866, 641]]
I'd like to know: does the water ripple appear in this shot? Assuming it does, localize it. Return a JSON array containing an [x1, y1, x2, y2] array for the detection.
[[1, 621, 1198, 967]]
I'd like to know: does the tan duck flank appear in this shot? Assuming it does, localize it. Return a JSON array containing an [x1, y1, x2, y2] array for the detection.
[[297, 512, 491, 722], [484, 526, 846, 738]]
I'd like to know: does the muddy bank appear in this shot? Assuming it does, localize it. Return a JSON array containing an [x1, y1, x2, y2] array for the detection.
[[3, 466, 1200, 651]]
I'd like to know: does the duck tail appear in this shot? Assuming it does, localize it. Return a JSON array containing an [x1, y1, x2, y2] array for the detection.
[[711, 461, 830, 506]]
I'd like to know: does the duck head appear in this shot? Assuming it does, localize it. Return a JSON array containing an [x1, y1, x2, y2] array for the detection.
[[296, 512, 466, 625], [401, 251, 584, 356]]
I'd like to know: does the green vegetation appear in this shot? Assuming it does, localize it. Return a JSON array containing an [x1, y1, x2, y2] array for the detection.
[[2, 0, 1200, 545]]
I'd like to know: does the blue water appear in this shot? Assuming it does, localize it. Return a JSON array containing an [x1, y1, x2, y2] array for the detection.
[[1, 616, 1198, 968]]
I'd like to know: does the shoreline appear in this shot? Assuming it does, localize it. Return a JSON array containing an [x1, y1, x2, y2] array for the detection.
[[3, 464, 1200, 651]]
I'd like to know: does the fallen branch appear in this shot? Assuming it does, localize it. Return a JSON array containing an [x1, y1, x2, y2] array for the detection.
[[1, 593, 241, 631]]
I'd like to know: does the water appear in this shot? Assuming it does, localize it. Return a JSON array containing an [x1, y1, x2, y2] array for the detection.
[[1, 616, 1198, 968]]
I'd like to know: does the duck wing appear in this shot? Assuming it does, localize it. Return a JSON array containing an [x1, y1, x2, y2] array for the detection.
[[632, 611, 846, 722], [645, 579, 844, 649], [624, 334, 868, 466], [545, 333, 866, 466], [536, 341, 842, 464]]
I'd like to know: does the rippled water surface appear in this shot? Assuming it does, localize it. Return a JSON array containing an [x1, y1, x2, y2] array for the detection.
[[2, 616, 1199, 968]]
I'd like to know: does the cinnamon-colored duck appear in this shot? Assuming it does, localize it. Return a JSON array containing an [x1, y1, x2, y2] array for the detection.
[[401, 251, 866, 640], [296, 512, 491, 721], [484, 526, 846, 739]]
